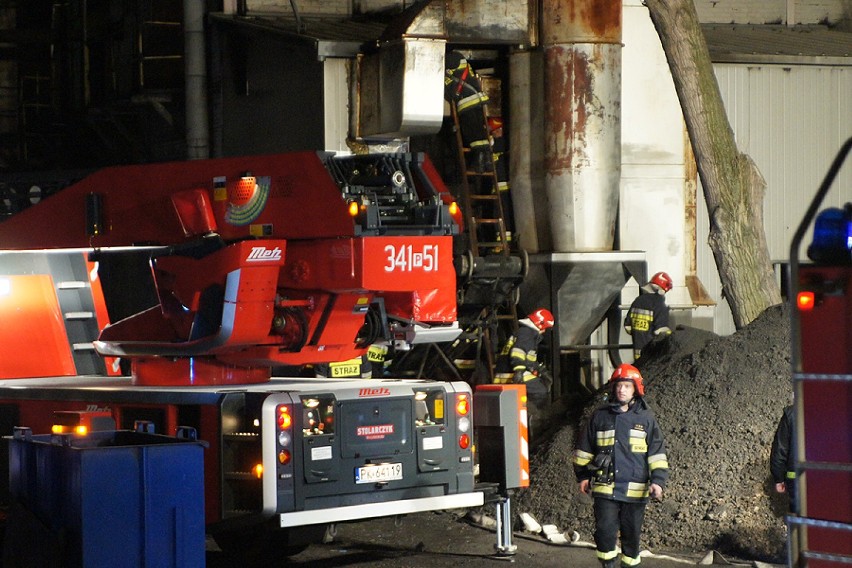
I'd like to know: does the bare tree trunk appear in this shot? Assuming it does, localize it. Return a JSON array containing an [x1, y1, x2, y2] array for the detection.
[[644, 0, 782, 329]]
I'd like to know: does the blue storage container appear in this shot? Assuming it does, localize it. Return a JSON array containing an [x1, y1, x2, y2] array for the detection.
[[5, 426, 206, 568]]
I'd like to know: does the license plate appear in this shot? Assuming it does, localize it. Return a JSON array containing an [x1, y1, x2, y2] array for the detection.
[[355, 462, 402, 484]]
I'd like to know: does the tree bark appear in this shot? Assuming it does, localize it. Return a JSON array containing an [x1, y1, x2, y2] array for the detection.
[[643, 0, 782, 329]]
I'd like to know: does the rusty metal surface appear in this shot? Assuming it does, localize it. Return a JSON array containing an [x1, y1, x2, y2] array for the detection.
[[543, 43, 621, 252], [380, 1, 446, 40], [542, 0, 621, 45], [445, 0, 534, 44]]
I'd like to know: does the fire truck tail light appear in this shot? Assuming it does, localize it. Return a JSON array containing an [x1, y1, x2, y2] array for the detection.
[[74, 425, 88, 436], [252, 463, 263, 479], [278, 449, 292, 465], [797, 291, 816, 311], [459, 433, 471, 450], [277, 405, 292, 429], [457, 416, 470, 433], [347, 200, 360, 217], [456, 394, 470, 416], [449, 201, 459, 216]]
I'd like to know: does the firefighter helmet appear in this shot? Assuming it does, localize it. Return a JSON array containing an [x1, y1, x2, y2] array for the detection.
[[528, 308, 555, 331], [649, 271, 673, 293], [608, 363, 645, 397]]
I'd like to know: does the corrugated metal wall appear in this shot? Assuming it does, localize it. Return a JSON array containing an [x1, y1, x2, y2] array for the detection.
[[694, 0, 846, 25], [698, 63, 852, 335]]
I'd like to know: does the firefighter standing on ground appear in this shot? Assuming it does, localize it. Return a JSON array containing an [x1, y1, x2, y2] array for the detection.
[[624, 271, 673, 361], [493, 308, 554, 413], [573, 364, 669, 568], [770, 404, 797, 514]]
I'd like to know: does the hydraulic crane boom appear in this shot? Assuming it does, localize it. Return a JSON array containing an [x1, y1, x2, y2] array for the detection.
[[0, 151, 462, 385]]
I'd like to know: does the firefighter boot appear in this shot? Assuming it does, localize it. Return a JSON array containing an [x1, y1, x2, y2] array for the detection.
[[600, 559, 618, 568]]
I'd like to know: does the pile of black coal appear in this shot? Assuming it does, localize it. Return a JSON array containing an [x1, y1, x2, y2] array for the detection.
[[517, 304, 792, 562]]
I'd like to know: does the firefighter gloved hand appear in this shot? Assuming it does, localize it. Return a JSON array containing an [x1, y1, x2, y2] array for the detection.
[[512, 370, 525, 384]]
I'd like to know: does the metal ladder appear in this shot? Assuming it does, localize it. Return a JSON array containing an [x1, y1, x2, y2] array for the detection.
[[449, 101, 519, 382], [451, 102, 512, 259]]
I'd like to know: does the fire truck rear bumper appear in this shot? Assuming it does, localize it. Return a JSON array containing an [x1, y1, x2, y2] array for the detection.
[[278, 491, 485, 527]]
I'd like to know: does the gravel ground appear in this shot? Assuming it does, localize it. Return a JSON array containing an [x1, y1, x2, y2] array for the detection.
[[209, 510, 711, 568], [516, 304, 793, 563]]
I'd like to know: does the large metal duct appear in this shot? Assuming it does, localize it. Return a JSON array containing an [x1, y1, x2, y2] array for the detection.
[[185, 0, 210, 159], [541, 0, 622, 252], [357, 2, 447, 139], [508, 50, 549, 253]]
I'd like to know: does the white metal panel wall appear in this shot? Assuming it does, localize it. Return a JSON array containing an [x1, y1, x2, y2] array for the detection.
[[694, 0, 847, 24], [324, 58, 350, 153], [698, 64, 852, 336], [621, 1, 688, 292]]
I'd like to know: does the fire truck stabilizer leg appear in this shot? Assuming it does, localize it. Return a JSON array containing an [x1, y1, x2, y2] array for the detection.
[[494, 494, 517, 556]]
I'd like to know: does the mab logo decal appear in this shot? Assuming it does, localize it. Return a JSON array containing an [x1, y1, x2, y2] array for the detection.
[[359, 387, 391, 397], [246, 246, 282, 262]]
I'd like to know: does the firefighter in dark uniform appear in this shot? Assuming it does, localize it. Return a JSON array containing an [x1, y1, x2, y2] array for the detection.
[[573, 364, 669, 568], [770, 404, 797, 514], [365, 341, 393, 377], [493, 308, 555, 417], [624, 271, 673, 361], [444, 51, 491, 172]]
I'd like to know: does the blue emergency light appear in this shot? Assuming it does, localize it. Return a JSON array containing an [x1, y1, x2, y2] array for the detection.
[[807, 204, 852, 264]]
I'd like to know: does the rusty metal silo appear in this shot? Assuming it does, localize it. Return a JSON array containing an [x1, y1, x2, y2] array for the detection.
[[541, 0, 622, 252]]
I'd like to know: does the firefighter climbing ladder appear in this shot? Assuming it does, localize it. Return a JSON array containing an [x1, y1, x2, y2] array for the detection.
[[450, 102, 511, 259], [449, 96, 519, 382]]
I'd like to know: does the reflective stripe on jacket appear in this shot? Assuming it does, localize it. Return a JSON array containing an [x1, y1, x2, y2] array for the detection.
[[573, 397, 669, 503]]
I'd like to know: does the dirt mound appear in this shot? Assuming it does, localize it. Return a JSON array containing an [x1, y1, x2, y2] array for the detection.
[[517, 304, 793, 562]]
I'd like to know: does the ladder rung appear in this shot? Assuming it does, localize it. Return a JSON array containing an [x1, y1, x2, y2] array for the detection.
[[465, 171, 496, 177], [472, 218, 503, 224], [469, 194, 499, 200]]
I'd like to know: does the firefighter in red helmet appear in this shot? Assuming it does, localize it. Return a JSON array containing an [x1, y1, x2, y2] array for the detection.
[[573, 364, 669, 568], [494, 308, 555, 432], [624, 271, 673, 361]]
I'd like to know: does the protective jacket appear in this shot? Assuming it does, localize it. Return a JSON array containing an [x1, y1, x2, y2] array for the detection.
[[624, 285, 671, 359], [494, 319, 550, 408], [770, 405, 795, 486], [573, 397, 669, 503], [444, 51, 491, 171]]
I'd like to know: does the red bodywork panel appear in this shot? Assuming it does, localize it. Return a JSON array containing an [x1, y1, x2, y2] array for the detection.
[[796, 265, 852, 564], [0, 275, 76, 377], [0, 153, 355, 248], [0, 152, 459, 386]]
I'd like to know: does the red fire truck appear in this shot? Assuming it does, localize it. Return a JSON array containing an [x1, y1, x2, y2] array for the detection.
[[788, 136, 852, 567], [0, 151, 526, 559]]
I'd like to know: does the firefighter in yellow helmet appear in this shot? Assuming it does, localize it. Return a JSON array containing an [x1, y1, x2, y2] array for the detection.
[[573, 364, 669, 568]]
